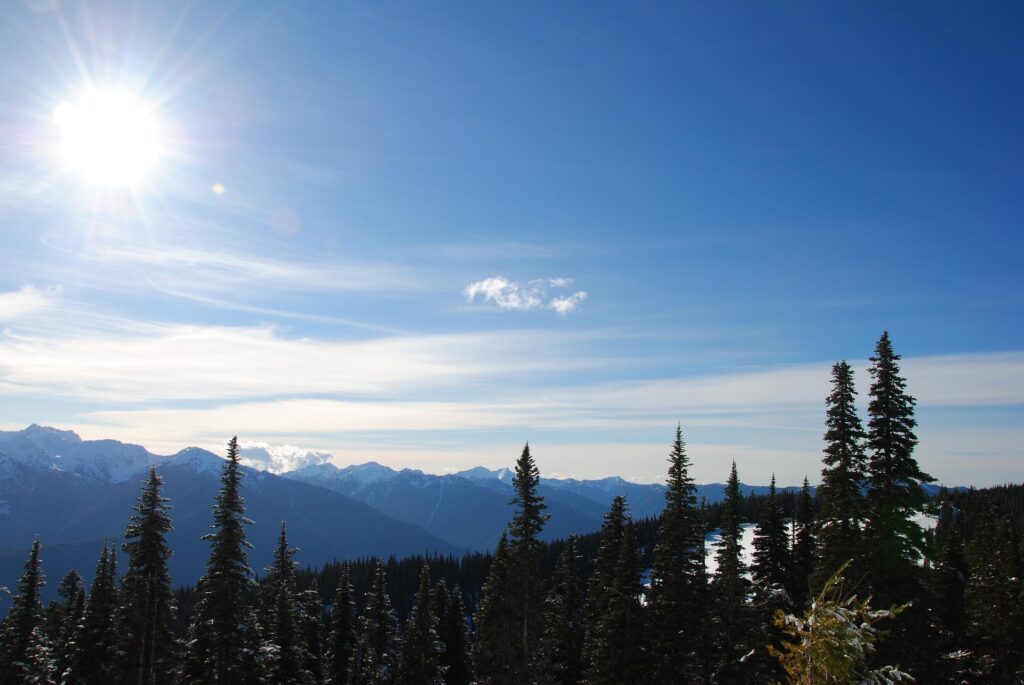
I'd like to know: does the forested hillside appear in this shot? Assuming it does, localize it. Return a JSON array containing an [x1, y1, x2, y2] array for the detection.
[[0, 332, 1020, 684]]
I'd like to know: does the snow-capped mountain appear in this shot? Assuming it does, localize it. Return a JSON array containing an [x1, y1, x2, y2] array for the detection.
[[0, 426, 457, 595]]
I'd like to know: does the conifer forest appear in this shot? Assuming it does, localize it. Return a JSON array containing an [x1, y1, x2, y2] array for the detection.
[[0, 332, 1021, 684]]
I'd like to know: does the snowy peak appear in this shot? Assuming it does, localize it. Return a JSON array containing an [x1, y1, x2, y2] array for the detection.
[[454, 466, 513, 482], [165, 447, 225, 475], [0, 425, 157, 483]]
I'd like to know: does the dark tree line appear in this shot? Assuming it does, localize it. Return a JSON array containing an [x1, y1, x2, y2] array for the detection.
[[0, 332, 1021, 683]]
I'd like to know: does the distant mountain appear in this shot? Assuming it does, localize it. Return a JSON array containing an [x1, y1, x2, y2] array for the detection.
[[0, 426, 457, 595], [285, 463, 603, 551]]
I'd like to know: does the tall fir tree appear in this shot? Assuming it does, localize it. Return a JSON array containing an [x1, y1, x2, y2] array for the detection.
[[66, 544, 119, 685], [440, 587, 471, 685], [812, 360, 868, 593], [326, 564, 357, 685], [751, 476, 789, 592], [506, 442, 549, 682], [864, 332, 934, 590], [472, 532, 518, 685], [50, 570, 85, 681], [790, 477, 816, 609], [649, 425, 707, 684], [115, 466, 177, 685], [398, 564, 443, 685], [298, 579, 324, 684], [581, 496, 628, 680], [262, 523, 310, 685], [535, 536, 583, 685], [862, 332, 937, 677], [0, 539, 45, 685], [710, 462, 756, 684], [183, 436, 258, 684], [348, 561, 400, 685], [583, 522, 646, 685]]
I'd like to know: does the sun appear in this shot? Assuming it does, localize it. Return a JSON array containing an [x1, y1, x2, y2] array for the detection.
[[53, 90, 163, 187]]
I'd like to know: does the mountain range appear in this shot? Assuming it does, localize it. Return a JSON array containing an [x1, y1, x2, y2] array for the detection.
[[0, 424, 810, 594]]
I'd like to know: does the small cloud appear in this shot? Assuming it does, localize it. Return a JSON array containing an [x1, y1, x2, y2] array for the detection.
[[237, 441, 332, 474], [0, 285, 58, 321], [550, 291, 587, 315], [464, 276, 586, 314]]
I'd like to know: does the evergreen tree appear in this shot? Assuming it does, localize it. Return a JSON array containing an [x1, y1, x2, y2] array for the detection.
[[326, 564, 357, 685], [965, 509, 1024, 682], [65, 544, 119, 685], [348, 561, 400, 685], [298, 580, 324, 684], [263, 523, 310, 684], [751, 476, 789, 592], [472, 532, 518, 685], [440, 587, 471, 685], [398, 564, 443, 685], [581, 497, 627, 680], [535, 536, 583, 685], [50, 571, 84, 681], [864, 332, 934, 592], [812, 360, 868, 593], [769, 563, 912, 685], [506, 442, 549, 681], [584, 523, 645, 685], [649, 425, 707, 684], [0, 539, 45, 685], [709, 462, 756, 684], [790, 477, 816, 609], [184, 436, 258, 684], [116, 466, 177, 685], [23, 625, 57, 685], [862, 332, 936, 675]]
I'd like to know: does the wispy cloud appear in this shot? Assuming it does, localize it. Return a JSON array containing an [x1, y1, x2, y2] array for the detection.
[[0, 285, 58, 321], [0, 322, 598, 403], [464, 275, 588, 314]]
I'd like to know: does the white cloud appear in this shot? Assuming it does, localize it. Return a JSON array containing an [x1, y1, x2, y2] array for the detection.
[[0, 285, 57, 321], [550, 291, 587, 315], [464, 275, 587, 314], [237, 441, 332, 474]]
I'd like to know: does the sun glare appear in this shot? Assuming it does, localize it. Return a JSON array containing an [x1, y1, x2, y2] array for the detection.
[[53, 91, 162, 187]]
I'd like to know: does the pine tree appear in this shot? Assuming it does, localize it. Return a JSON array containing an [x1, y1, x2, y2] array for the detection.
[[440, 587, 471, 685], [584, 523, 645, 685], [965, 508, 1024, 682], [649, 425, 707, 684], [184, 436, 258, 684], [348, 560, 400, 685], [116, 466, 177, 685], [812, 361, 868, 593], [0, 539, 45, 685], [709, 462, 756, 684], [506, 442, 549, 681], [862, 332, 936, 675], [263, 522, 310, 684], [581, 496, 627, 680], [535, 536, 583, 685], [326, 564, 357, 685], [864, 332, 934, 593], [751, 476, 789, 592], [472, 532, 518, 685], [790, 477, 816, 609], [298, 579, 324, 684], [65, 544, 119, 684], [398, 563, 443, 685], [51, 570, 84, 681]]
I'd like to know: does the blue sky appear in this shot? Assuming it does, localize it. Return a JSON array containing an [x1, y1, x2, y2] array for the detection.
[[0, 1, 1021, 485]]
